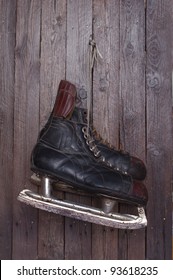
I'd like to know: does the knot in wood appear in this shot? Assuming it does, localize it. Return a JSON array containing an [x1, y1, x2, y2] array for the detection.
[[78, 87, 87, 100], [99, 78, 108, 92], [125, 42, 134, 56], [148, 36, 161, 67], [147, 73, 160, 90]]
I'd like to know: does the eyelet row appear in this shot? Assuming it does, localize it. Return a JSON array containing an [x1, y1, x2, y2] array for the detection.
[[82, 126, 101, 158], [82, 126, 129, 175]]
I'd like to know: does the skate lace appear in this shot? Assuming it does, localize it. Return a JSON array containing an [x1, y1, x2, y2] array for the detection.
[[82, 126, 129, 172], [91, 126, 129, 156], [82, 126, 116, 169], [82, 126, 101, 158], [87, 38, 117, 152], [82, 110, 129, 161], [87, 36, 103, 133], [92, 128, 113, 148], [84, 37, 128, 172]]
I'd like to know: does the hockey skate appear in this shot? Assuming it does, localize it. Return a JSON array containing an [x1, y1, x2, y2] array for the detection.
[[18, 80, 148, 229], [36, 84, 147, 181]]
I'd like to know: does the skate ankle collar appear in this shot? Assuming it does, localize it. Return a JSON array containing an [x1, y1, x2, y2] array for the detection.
[[53, 80, 76, 118]]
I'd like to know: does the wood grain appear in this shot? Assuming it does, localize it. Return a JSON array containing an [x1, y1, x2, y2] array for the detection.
[[0, 0, 172, 260], [146, 0, 172, 259], [66, 0, 92, 109], [13, 0, 40, 259], [92, 0, 120, 259], [119, 0, 146, 260], [38, 0, 67, 260], [0, 0, 16, 259], [65, 0, 92, 259]]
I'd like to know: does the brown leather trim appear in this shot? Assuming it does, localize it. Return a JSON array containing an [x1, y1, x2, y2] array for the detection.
[[53, 80, 76, 118]]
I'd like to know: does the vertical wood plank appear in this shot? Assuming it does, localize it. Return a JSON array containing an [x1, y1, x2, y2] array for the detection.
[[65, 0, 92, 259], [13, 0, 41, 259], [146, 0, 172, 259], [92, 0, 120, 259], [38, 0, 67, 260], [0, 0, 16, 259], [119, 0, 146, 259], [40, 0, 67, 126], [0, 0, 171, 261], [66, 0, 92, 109]]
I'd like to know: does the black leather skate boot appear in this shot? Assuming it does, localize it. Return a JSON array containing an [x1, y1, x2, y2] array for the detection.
[[40, 80, 146, 181], [31, 80, 148, 206], [71, 107, 147, 180]]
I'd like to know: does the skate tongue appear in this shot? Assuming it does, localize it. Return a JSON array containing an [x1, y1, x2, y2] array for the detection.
[[53, 80, 76, 119], [71, 107, 88, 124]]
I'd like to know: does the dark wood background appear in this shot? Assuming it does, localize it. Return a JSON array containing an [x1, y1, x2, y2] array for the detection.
[[0, 0, 172, 260]]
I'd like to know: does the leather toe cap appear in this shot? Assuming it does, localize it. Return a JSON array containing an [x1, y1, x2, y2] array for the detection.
[[128, 156, 147, 180]]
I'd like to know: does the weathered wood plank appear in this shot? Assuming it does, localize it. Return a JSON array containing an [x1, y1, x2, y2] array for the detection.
[[146, 0, 172, 259], [40, 0, 67, 127], [38, 211, 64, 260], [38, 0, 67, 260], [13, 0, 41, 259], [92, 0, 120, 259], [65, 0, 92, 259], [119, 0, 146, 260], [0, 0, 172, 261], [0, 0, 16, 259], [0, 0, 16, 34], [66, 0, 92, 109]]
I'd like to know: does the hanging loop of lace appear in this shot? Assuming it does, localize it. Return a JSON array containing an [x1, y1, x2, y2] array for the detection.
[[87, 36, 103, 134], [89, 36, 103, 69]]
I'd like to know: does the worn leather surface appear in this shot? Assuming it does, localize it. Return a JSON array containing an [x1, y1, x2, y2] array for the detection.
[[31, 117, 147, 205], [53, 80, 76, 118], [31, 80, 148, 206], [71, 107, 147, 180]]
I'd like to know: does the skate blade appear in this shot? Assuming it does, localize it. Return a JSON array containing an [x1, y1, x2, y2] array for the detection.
[[17, 189, 147, 230]]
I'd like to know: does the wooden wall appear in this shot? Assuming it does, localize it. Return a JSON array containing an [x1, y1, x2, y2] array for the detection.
[[0, 0, 172, 260]]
